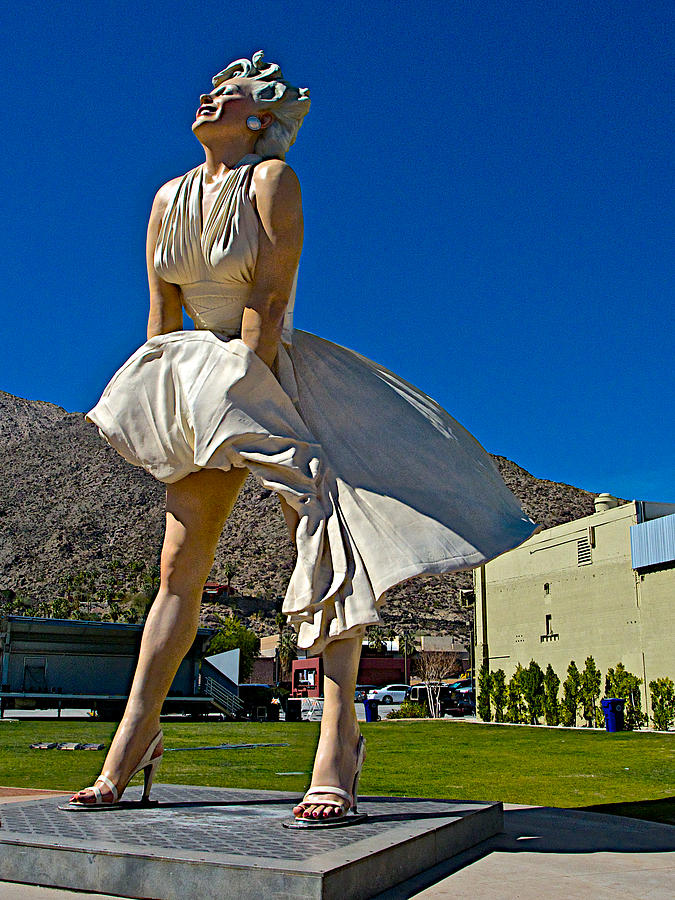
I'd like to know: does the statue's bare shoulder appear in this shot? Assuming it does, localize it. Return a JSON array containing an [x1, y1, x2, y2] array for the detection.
[[252, 159, 301, 224], [150, 175, 184, 221]]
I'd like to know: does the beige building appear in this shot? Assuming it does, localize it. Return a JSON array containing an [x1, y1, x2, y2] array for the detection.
[[473, 495, 675, 719]]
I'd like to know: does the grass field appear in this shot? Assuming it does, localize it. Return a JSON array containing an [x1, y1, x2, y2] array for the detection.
[[0, 719, 673, 823]]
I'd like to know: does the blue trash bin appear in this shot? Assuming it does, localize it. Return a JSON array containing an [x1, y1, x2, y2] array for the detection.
[[601, 697, 626, 732], [364, 699, 380, 722]]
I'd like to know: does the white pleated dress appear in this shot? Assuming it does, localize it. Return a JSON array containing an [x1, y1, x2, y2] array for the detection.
[[88, 155, 537, 654]]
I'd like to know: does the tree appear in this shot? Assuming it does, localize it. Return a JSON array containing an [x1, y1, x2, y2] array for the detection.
[[0, 588, 18, 615], [1, 591, 32, 616], [140, 564, 160, 602], [274, 612, 285, 636], [416, 652, 455, 718], [0, 588, 34, 616], [57, 569, 99, 618], [506, 664, 527, 724], [51, 593, 76, 620], [207, 618, 260, 681], [105, 598, 124, 622], [120, 594, 154, 624], [580, 656, 602, 727], [489, 669, 507, 722], [649, 678, 675, 731], [223, 561, 238, 596], [606, 662, 645, 730], [396, 629, 417, 683], [278, 628, 298, 682], [521, 660, 545, 724], [477, 663, 492, 722], [543, 664, 560, 726], [560, 660, 582, 727], [396, 630, 417, 656], [367, 626, 387, 654]]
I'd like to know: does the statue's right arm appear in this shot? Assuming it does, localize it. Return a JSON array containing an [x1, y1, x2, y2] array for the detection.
[[146, 179, 184, 339]]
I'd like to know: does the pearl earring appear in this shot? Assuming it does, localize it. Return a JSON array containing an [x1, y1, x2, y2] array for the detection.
[[246, 116, 262, 131]]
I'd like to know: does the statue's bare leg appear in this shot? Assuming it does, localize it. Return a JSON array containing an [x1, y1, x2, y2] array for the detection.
[[293, 630, 364, 819], [70, 466, 248, 803], [278, 497, 366, 820]]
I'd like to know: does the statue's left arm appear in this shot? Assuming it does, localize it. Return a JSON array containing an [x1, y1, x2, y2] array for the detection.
[[243, 160, 303, 368]]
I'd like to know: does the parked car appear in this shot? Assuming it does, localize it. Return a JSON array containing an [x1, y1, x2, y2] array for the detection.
[[445, 687, 476, 717], [355, 684, 377, 702], [405, 682, 475, 716], [366, 684, 410, 704], [406, 683, 455, 714], [447, 678, 474, 692]]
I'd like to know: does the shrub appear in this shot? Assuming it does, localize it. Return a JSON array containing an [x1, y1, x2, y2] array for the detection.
[[521, 660, 545, 725], [560, 660, 581, 726], [605, 662, 645, 730], [649, 678, 675, 731], [506, 664, 527, 724], [477, 663, 492, 722], [543, 664, 560, 726], [387, 700, 429, 719], [580, 656, 602, 727], [490, 669, 507, 723]]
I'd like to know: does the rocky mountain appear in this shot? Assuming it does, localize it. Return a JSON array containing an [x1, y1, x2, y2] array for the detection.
[[0, 390, 599, 641], [0, 390, 68, 449]]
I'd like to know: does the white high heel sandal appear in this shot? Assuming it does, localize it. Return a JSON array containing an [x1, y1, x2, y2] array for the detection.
[[61, 730, 163, 811], [284, 734, 367, 829]]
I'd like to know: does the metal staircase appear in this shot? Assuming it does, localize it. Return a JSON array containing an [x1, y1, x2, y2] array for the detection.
[[202, 675, 244, 718]]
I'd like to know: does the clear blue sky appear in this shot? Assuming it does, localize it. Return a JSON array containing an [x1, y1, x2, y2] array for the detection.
[[1, 1, 672, 500]]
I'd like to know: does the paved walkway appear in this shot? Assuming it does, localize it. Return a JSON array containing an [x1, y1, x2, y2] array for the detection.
[[378, 804, 675, 899], [0, 792, 672, 899]]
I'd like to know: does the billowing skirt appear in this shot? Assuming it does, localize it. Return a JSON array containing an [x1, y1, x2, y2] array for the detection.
[[88, 329, 537, 654]]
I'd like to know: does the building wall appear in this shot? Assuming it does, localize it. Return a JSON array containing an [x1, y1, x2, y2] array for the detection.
[[243, 657, 275, 685], [358, 657, 405, 686], [259, 634, 279, 658], [291, 656, 408, 696], [474, 502, 674, 719], [291, 658, 321, 697], [638, 565, 675, 697], [1, 617, 210, 699]]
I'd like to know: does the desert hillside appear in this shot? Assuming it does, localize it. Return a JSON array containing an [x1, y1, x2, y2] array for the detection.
[[0, 391, 599, 641]]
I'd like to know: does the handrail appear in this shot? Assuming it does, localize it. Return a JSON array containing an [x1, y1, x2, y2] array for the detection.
[[202, 676, 243, 718]]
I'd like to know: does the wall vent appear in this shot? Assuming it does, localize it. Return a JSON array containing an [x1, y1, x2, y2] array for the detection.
[[577, 537, 592, 566]]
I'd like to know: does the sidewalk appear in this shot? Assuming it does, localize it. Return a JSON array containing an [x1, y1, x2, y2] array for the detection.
[[378, 804, 675, 899], [0, 792, 673, 899]]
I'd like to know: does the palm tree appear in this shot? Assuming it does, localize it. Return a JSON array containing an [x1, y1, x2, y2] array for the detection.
[[274, 612, 286, 642], [223, 561, 238, 596], [367, 626, 387, 654], [396, 629, 417, 682], [278, 628, 297, 682]]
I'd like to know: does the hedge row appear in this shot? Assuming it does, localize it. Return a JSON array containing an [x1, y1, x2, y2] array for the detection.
[[477, 658, 675, 731]]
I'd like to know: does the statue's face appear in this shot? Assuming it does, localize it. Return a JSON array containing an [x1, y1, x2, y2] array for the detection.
[[192, 77, 262, 132]]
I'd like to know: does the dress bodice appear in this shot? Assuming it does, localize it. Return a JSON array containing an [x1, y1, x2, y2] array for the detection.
[[153, 154, 295, 338]]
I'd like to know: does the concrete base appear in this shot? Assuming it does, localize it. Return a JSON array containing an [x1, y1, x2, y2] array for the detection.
[[0, 784, 502, 900]]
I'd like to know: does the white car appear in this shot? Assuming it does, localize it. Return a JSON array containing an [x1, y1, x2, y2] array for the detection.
[[366, 684, 409, 704]]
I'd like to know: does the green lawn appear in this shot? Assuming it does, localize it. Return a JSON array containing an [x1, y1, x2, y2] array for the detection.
[[0, 719, 673, 823]]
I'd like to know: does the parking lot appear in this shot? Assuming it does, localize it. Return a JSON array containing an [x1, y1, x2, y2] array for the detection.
[[298, 699, 475, 722]]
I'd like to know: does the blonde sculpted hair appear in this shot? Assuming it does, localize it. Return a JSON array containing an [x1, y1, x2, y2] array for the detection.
[[212, 50, 310, 160]]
